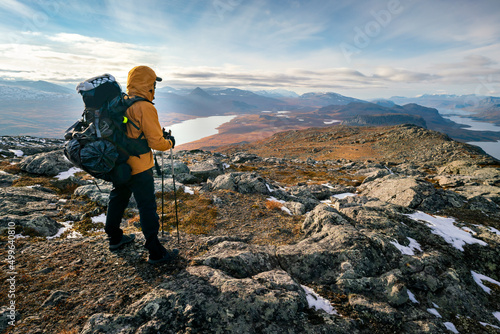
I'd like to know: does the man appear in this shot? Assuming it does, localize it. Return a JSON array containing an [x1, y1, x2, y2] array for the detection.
[[105, 65, 179, 264]]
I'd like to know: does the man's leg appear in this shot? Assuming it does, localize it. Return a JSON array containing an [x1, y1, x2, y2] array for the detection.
[[129, 169, 166, 259], [105, 183, 132, 245]]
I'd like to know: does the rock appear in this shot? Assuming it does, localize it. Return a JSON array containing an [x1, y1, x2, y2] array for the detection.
[[287, 184, 332, 200], [42, 290, 70, 307], [0, 186, 62, 236], [19, 149, 73, 176], [209, 172, 269, 195], [81, 266, 358, 333], [74, 184, 113, 207], [283, 201, 306, 215], [189, 157, 223, 181], [192, 241, 279, 278], [0, 170, 19, 187], [231, 152, 261, 164], [159, 159, 190, 176], [358, 174, 466, 212]]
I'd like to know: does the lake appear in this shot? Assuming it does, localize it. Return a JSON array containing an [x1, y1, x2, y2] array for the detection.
[[440, 110, 500, 160], [166, 115, 237, 146]]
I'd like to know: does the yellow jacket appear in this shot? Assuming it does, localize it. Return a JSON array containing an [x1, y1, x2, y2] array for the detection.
[[125, 66, 172, 175]]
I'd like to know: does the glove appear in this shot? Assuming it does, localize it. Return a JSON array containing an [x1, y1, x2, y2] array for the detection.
[[162, 128, 175, 148], [167, 135, 175, 148]]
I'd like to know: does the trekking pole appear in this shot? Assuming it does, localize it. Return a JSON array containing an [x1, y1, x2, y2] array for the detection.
[[169, 130, 180, 245], [161, 150, 164, 237]]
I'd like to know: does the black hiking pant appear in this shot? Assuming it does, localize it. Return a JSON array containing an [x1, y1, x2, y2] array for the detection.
[[105, 168, 166, 259]]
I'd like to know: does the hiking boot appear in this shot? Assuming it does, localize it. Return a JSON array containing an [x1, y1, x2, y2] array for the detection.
[[109, 234, 136, 251], [147, 248, 179, 265]]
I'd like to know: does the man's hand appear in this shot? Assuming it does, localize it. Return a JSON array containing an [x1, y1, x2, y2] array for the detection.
[[162, 128, 175, 148]]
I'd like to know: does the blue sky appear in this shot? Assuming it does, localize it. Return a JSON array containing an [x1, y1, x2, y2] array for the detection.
[[0, 0, 499, 99]]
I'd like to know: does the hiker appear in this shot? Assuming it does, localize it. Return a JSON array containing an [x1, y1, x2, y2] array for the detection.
[[104, 65, 179, 264]]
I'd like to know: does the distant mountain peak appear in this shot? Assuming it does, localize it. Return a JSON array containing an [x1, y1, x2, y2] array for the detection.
[[189, 87, 215, 100]]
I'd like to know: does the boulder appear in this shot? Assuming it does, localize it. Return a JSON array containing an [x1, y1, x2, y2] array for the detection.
[[358, 174, 465, 212], [19, 149, 74, 177], [0, 186, 62, 236], [0, 170, 20, 187], [189, 157, 223, 181], [209, 172, 269, 195], [81, 266, 358, 333]]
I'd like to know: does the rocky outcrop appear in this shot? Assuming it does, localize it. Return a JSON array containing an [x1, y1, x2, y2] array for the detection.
[[0, 186, 62, 236], [2, 133, 499, 334], [19, 149, 73, 176]]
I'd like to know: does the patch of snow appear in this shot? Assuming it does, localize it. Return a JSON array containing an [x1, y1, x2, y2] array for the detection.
[[8, 149, 23, 157], [281, 206, 292, 215], [494, 312, 500, 323], [184, 186, 194, 195], [333, 193, 356, 199], [277, 110, 290, 114], [444, 322, 459, 333], [298, 118, 304, 121], [15, 234, 28, 239], [406, 211, 487, 251], [47, 221, 73, 240], [55, 167, 83, 180], [301, 285, 338, 315], [390, 237, 422, 256], [222, 163, 230, 170], [427, 308, 442, 318], [266, 183, 274, 193], [261, 110, 272, 113], [488, 227, 500, 236], [432, 302, 440, 308], [91, 213, 106, 224], [384, 166, 394, 174], [480, 321, 500, 330], [407, 290, 419, 303], [26, 185, 42, 188], [267, 196, 285, 204], [471, 270, 500, 294]]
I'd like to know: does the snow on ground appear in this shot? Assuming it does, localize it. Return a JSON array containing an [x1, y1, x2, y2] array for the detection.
[[323, 120, 341, 125], [55, 167, 83, 180], [390, 237, 422, 256], [184, 186, 194, 195], [406, 211, 487, 251], [46, 221, 82, 239], [494, 312, 500, 323], [488, 227, 500, 236], [91, 214, 106, 233], [444, 322, 459, 333], [301, 285, 338, 315], [480, 321, 500, 330], [427, 308, 442, 318], [407, 290, 419, 303], [332, 193, 356, 199], [471, 270, 500, 294], [8, 149, 24, 157]]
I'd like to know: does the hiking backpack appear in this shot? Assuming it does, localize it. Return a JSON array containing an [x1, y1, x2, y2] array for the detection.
[[63, 74, 151, 184]]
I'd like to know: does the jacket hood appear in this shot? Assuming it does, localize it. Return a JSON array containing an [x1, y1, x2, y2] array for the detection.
[[126, 66, 161, 101]]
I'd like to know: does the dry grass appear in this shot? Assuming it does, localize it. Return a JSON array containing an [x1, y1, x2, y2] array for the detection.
[[266, 200, 283, 211], [156, 190, 218, 235]]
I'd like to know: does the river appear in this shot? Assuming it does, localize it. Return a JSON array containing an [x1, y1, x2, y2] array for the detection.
[[439, 109, 500, 160]]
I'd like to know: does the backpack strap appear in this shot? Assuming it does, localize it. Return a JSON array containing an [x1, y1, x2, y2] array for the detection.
[[125, 96, 153, 141]]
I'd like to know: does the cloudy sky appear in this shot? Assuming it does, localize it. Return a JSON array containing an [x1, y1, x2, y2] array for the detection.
[[0, 0, 499, 99]]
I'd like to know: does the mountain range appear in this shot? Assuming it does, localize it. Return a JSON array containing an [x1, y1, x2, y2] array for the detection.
[[0, 80, 499, 146]]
